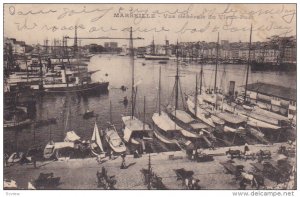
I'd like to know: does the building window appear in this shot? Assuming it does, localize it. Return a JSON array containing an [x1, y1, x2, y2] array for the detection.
[[290, 101, 296, 106], [289, 109, 296, 116], [273, 97, 280, 101]]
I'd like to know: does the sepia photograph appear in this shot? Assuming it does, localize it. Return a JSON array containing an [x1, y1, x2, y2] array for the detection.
[[2, 2, 297, 192]]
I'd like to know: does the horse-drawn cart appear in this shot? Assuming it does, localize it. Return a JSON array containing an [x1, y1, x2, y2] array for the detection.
[[250, 161, 290, 183], [34, 173, 60, 189], [173, 168, 201, 189], [220, 161, 244, 176]]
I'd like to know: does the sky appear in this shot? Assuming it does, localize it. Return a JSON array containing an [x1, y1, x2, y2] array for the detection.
[[4, 4, 296, 46]]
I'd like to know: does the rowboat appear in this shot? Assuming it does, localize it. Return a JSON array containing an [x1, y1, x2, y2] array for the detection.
[[105, 125, 126, 153]]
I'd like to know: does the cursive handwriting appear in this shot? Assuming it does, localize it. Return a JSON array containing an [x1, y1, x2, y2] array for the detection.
[[9, 6, 57, 16], [220, 4, 295, 24], [175, 21, 210, 34], [8, 4, 295, 37], [14, 18, 37, 31], [57, 6, 113, 22]]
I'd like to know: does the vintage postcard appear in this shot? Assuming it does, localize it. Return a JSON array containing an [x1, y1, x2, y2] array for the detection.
[[2, 3, 297, 191]]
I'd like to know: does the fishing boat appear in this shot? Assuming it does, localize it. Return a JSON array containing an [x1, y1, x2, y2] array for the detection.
[[31, 27, 109, 94], [151, 65, 194, 150], [153, 129, 177, 144], [226, 25, 287, 130], [83, 110, 95, 119], [4, 119, 32, 129], [26, 146, 43, 162], [7, 152, 25, 164], [90, 122, 105, 157], [105, 124, 126, 153], [122, 28, 152, 146], [166, 106, 202, 138], [41, 81, 109, 94], [43, 141, 56, 159], [122, 116, 152, 145], [144, 38, 170, 60], [186, 96, 215, 128], [164, 47, 208, 141], [158, 61, 168, 64], [144, 54, 169, 60]]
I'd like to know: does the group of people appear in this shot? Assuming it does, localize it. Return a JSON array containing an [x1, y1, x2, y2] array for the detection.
[[184, 178, 201, 190], [96, 167, 116, 189]]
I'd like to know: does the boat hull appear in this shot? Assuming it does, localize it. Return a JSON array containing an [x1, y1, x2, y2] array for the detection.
[[8, 152, 24, 163], [105, 127, 127, 154], [144, 55, 170, 60], [40, 82, 109, 95]]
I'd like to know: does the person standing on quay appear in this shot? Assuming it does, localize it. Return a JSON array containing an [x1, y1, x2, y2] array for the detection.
[[244, 143, 249, 154], [32, 154, 37, 169], [120, 153, 127, 169]]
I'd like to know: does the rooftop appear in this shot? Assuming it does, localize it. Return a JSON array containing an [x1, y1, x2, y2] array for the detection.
[[246, 82, 296, 101]]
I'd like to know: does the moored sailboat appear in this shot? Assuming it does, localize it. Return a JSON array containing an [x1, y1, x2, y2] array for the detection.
[[122, 27, 152, 146], [90, 121, 105, 157], [104, 101, 126, 154]]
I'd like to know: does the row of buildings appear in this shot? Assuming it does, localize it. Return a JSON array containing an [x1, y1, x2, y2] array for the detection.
[[4, 35, 296, 65], [138, 35, 296, 64]]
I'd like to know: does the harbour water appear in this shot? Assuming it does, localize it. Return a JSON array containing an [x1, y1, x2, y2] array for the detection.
[[4, 54, 296, 154]]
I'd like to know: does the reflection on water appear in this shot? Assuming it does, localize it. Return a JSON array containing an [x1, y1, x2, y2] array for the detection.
[[4, 55, 296, 153]]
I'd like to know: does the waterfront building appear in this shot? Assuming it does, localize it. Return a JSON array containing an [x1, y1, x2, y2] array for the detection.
[[246, 82, 296, 121]]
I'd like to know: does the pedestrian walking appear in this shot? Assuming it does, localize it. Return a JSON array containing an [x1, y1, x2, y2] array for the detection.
[[244, 143, 249, 154], [96, 155, 102, 164], [120, 153, 127, 169], [239, 179, 247, 190], [32, 154, 37, 169], [4, 153, 8, 167], [134, 149, 140, 158]]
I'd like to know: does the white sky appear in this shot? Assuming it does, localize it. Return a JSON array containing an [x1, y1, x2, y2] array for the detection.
[[4, 4, 296, 46]]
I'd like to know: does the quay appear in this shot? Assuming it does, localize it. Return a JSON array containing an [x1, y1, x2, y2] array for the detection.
[[3, 142, 295, 190]]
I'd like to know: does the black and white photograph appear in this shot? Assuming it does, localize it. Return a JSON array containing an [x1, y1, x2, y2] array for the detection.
[[2, 2, 297, 192]]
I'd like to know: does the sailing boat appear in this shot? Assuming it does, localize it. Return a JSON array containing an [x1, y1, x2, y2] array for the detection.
[[185, 64, 218, 128], [144, 38, 170, 60], [8, 130, 25, 164], [43, 104, 75, 160], [43, 109, 56, 159], [224, 25, 285, 130], [122, 27, 152, 145], [198, 33, 247, 136], [90, 121, 105, 157], [41, 28, 109, 94], [105, 101, 126, 153], [152, 63, 194, 150], [25, 123, 43, 162]]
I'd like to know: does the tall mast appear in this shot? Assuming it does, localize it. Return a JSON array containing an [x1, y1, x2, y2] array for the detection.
[[129, 27, 135, 119], [200, 64, 203, 95], [147, 152, 152, 190], [244, 24, 253, 102], [110, 100, 112, 123], [62, 36, 68, 87], [158, 66, 161, 115], [33, 124, 36, 145], [47, 110, 52, 141], [25, 50, 28, 83], [194, 74, 198, 116], [73, 25, 78, 56], [152, 36, 155, 55], [175, 41, 179, 110], [15, 131, 19, 154], [38, 50, 43, 90], [214, 32, 219, 94], [143, 96, 146, 131]]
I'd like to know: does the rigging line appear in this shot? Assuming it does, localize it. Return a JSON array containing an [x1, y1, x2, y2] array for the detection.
[[178, 78, 186, 110], [169, 81, 177, 107]]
